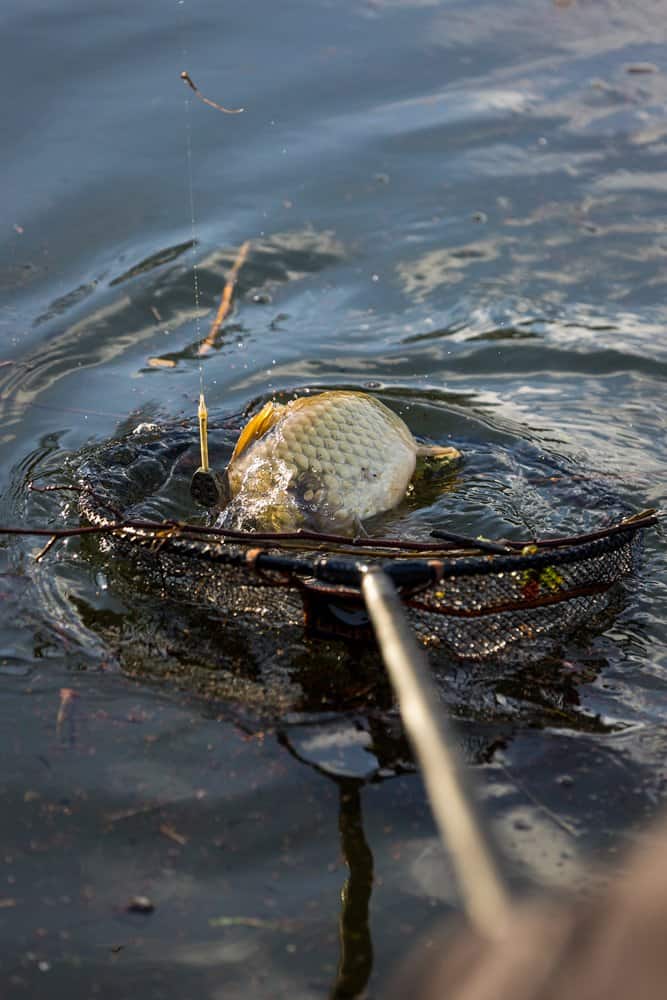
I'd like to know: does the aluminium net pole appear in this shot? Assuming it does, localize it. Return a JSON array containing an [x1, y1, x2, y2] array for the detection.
[[361, 566, 513, 941]]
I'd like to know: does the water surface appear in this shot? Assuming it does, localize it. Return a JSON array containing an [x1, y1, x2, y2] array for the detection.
[[1, 0, 666, 996]]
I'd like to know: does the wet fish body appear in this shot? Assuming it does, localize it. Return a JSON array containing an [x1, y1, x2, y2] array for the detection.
[[219, 390, 460, 533]]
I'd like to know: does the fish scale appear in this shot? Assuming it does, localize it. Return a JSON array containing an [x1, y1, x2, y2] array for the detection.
[[219, 390, 461, 533]]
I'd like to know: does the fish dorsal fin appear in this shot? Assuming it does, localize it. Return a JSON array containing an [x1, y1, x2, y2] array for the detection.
[[231, 401, 284, 461]]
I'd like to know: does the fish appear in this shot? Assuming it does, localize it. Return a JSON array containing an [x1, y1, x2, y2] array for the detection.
[[216, 390, 461, 533]]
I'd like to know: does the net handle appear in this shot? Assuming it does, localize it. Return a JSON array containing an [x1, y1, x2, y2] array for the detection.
[[361, 567, 513, 940]]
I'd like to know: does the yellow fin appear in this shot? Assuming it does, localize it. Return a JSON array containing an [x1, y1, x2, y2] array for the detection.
[[416, 443, 462, 461], [231, 401, 284, 461]]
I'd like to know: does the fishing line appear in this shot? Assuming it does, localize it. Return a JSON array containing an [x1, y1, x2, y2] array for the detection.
[[178, 3, 204, 396], [178, 3, 245, 502], [181, 73, 245, 384], [181, 56, 214, 486]]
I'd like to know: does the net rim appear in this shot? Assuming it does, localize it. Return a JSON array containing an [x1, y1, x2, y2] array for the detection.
[[77, 482, 658, 594]]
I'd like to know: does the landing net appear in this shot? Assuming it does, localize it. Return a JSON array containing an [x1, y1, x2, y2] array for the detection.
[[75, 423, 656, 661]]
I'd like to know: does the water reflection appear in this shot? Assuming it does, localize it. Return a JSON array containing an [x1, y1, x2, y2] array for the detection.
[[1, 0, 666, 993], [396, 239, 510, 299], [109, 240, 196, 288], [279, 731, 375, 999], [16, 394, 651, 730], [0, 227, 351, 440], [330, 784, 374, 1000], [276, 679, 614, 999]]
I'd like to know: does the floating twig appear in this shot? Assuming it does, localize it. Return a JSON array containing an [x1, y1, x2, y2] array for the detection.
[[35, 535, 59, 562], [160, 823, 188, 847], [180, 71, 244, 114], [199, 240, 251, 355]]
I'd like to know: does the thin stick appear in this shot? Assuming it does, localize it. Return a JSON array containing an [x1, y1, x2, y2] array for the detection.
[[431, 528, 514, 554], [508, 507, 659, 550], [8, 518, 463, 552], [180, 72, 244, 114], [35, 536, 59, 562], [0, 524, 135, 542], [28, 482, 87, 494], [361, 568, 512, 940], [199, 240, 251, 355], [0, 509, 656, 560]]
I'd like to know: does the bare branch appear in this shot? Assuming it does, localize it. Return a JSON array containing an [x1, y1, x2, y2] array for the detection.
[[180, 72, 244, 114]]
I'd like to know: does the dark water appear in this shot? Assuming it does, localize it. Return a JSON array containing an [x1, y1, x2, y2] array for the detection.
[[1, 0, 666, 996]]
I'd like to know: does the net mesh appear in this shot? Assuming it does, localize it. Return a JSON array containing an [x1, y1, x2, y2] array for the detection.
[[77, 459, 653, 661], [407, 543, 635, 659]]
